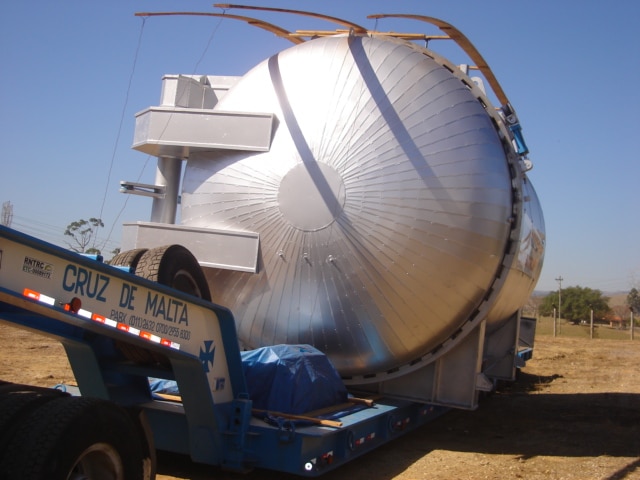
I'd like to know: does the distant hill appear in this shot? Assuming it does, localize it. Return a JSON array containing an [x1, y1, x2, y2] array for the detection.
[[608, 293, 628, 307]]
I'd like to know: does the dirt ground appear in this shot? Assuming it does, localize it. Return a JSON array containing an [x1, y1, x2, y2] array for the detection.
[[1, 325, 639, 480]]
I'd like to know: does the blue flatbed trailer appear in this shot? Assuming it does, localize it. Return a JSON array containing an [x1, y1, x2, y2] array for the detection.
[[0, 225, 452, 478]]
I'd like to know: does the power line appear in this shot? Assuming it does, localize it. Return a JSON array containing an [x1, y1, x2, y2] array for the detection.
[[11, 215, 121, 254], [94, 17, 147, 250]]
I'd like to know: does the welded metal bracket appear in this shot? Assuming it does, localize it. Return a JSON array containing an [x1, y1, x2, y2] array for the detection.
[[120, 181, 166, 199]]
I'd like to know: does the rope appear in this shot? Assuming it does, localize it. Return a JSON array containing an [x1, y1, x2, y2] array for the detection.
[[93, 16, 147, 252], [99, 13, 227, 255], [192, 11, 225, 74]]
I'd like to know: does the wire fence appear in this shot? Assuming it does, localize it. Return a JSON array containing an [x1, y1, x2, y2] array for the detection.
[[532, 315, 638, 341]]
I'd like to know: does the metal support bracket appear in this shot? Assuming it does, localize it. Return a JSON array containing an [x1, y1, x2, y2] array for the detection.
[[120, 181, 166, 199]]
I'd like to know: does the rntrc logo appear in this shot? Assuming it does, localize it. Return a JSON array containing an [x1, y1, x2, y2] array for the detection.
[[23, 256, 54, 279]]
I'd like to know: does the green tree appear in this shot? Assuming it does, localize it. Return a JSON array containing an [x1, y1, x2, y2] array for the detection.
[[539, 286, 611, 324], [64, 218, 104, 254], [628, 288, 640, 315]]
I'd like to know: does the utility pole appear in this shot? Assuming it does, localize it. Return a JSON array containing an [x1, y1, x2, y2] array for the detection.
[[555, 275, 563, 321]]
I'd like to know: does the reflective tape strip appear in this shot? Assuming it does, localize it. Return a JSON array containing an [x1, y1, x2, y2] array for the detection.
[[23, 288, 55, 306], [22, 288, 181, 350]]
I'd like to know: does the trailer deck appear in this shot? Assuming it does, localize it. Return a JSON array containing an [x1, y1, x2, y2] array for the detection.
[[0, 225, 454, 477]]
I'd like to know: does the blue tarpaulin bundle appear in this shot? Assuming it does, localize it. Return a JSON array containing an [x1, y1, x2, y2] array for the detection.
[[241, 344, 348, 414], [150, 344, 348, 415]]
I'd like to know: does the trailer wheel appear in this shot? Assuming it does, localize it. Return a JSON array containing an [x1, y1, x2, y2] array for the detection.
[[1, 396, 146, 480], [136, 244, 211, 301], [116, 245, 210, 366], [108, 248, 148, 272], [109, 247, 157, 364], [0, 389, 67, 453]]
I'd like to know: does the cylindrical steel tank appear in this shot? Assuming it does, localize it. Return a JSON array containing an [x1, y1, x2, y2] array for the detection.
[[179, 34, 545, 379]]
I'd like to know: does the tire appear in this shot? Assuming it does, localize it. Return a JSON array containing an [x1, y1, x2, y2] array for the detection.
[[109, 248, 156, 364], [1, 396, 146, 480], [108, 248, 148, 273], [0, 389, 66, 453], [136, 245, 211, 301], [117, 245, 209, 366]]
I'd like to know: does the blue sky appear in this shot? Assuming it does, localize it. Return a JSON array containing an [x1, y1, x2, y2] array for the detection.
[[1, 1, 638, 293]]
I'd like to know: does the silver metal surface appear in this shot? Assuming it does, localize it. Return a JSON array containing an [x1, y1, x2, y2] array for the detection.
[[150, 156, 181, 224], [484, 178, 545, 333], [139, 74, 271, 157], [159, 74, 238, 108], [121, 221, 260, 272], [132, 107, 275, 157], [168, 33, 544, 379]]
